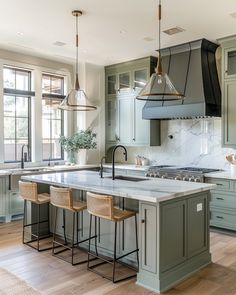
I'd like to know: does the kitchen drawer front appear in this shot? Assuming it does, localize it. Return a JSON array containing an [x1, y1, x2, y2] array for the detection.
[[205, 178, 230, 191], [210, 192, 236, 209], [210, 207, 236, 230]]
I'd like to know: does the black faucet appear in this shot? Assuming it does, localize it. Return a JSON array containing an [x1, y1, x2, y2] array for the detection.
[[21, 144, 28, 169], [100, 156, 106, 178], [112, 145, 127, 180]]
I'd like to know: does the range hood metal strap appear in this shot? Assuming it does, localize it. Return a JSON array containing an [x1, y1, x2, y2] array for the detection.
[[182, 42, 192, 105], [162, 47, 172, 106]]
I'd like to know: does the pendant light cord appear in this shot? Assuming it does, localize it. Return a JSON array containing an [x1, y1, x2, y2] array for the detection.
[[75, 13, 80, 89], [158, 0, 161, 54]]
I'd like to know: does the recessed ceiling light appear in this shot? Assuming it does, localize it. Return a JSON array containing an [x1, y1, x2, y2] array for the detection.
[[53, 41, 66, 46], [163, 26, 185, 35], [17, 31, 24, 36], [143, 37, 155, 42], [120, 30, 127, 34], [230, 12, 236, 18]]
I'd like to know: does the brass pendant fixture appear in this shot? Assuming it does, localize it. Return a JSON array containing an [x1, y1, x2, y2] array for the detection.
[[136, 0, 185, 101], [59, 10, 97, 111]]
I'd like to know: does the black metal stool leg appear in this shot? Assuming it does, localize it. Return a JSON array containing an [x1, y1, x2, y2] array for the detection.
[[76, 212, 79, 246], [135, 214, 139, 268], [22, 200, 26, 244], [112, 221, 117, 283], [87, 214, 92, 269], [72, 212, 75, 265], [37, 203, 40, 251], [52, 206, 58, 255], [62, 209, 68, 245], [95, 216, 98, 256]]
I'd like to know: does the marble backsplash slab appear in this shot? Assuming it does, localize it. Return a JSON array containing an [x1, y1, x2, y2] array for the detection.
[[114, 118, 236, 170]]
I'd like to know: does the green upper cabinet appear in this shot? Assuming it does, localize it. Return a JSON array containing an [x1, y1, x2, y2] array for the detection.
[[224, 48, 236, 79], [219, 37, 236, 147], [105, 57, 160, 146]]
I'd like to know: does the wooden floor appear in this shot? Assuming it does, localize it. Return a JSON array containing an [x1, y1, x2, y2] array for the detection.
[[1, 222, 236, 295]]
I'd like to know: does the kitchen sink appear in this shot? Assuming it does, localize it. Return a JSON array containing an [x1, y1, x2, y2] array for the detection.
[[107, 175, 149, 182]]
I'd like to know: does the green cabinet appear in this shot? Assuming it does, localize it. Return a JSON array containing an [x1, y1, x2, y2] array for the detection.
[[160, 200, 187, 272], [219, 37, 236, 147], [105, 57, 160, 147], [140, 202, 157, 274], [223, 80, 236, 146], [9, 191, 24, 216], [0, 176, 9, 218], [205, 177, 236, 230]]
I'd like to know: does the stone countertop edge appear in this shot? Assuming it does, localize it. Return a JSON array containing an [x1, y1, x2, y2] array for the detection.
[[205, 170, 236, 180], [0, 164, 98, 177], [21, 171, 216, 204]]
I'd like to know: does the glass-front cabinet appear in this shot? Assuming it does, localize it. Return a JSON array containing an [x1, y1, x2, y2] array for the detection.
[[224, 48, 236, 79], [105, 56, 160, 147]]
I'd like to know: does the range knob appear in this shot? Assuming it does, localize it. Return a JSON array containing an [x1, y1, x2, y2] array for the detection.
[[189, 177, 195, 182], [194, 177, 201, 183], [161, 174, 168, 179], [175, 175, 182, 181], [153, 172, 160, 178], [149, 173, 155, 177], [145, 172, 150, 177], [183, 176, 189, 181]]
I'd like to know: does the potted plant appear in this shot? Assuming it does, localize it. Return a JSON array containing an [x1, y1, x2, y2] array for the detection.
[[59, 129, 97, 164]]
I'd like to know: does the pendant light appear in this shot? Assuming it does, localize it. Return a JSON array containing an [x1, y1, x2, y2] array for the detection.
[[136, 0, 185, 101], [59, 10, 97, 111]]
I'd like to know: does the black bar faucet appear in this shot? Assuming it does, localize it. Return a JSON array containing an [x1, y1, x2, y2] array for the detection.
[[112, 145, 127, 180], [21, 144, 28, 169]]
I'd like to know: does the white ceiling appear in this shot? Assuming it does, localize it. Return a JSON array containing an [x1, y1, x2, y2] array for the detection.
[[0, 0, 236, 66]]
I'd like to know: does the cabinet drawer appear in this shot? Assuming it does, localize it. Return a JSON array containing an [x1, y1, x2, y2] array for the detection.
[[210, 208, 236, 230], [205, 178, 230, 191], [210, 192, 236, 208]]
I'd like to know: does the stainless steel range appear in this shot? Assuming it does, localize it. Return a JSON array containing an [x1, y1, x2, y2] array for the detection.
[[145, 166, 220, 183]]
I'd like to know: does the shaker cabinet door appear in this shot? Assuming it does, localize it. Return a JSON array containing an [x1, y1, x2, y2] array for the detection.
[[223, 80, 236, 147], [160, 200, 187, 273], [140, 203, 157, 274]]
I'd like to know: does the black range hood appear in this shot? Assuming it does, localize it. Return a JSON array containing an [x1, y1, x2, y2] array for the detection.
[[142, 39, 221, 120]]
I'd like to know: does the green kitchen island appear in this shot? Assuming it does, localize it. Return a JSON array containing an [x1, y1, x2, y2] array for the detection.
[[22, 170, 215, 293]]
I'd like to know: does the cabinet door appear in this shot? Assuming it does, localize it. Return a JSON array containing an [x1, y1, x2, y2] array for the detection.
[[0, 177, 7, 216], [133, 98, 149, 145], [9, 191, 24, 215], [134, 69, 148, 89], [187, 194, 208, 258], [106, 97, 118, 143], [118, 96, 134, 144], [107, 74, 117, 95], [160, 200, 187, 273], [118, 72, 130, 92], [225, 48, 236, 79], [223, 80, 236, 147], [140, 203, 157, 274]]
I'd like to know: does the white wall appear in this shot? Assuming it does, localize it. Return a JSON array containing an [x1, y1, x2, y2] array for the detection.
[[0, 48, 74, 167], [113, 118, 236, 170], [75, 62, 105, 165]]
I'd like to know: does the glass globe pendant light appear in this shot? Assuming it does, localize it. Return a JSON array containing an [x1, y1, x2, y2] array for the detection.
[[59, 10, 97, 111], [136, 0, 185, 101]]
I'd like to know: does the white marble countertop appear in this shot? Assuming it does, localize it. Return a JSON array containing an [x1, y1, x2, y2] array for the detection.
[[0, 164, 98, 177], [205, 170, 236, 180], [103, 163, 149, 171], [22, 170, 216, 203]]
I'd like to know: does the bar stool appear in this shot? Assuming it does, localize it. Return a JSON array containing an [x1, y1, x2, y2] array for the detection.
[[50, 186, 89, 265], [86, 192, 139, 283], [19, 181, 52, 252]]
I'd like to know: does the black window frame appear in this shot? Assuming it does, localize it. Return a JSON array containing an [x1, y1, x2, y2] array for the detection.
[[42, 73, 65, 162], [3, 66, 33, 163]]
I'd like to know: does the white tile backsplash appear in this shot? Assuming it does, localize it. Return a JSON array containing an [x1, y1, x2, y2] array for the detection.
[[114, 118, 236, 170]]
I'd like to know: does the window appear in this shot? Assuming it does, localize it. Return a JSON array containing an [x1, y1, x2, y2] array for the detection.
[[42, 74, 64, 160], [3, 67, 32, 162]]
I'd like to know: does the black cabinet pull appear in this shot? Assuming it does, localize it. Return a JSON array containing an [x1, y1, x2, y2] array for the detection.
[[216, 183, 223, 186], [141, 219, 145, 223], [216, 216, 224, 219], [216, 197, 224, 200]]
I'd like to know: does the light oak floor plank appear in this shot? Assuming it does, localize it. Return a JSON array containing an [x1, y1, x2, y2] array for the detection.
[[1, 221, 236, 294]]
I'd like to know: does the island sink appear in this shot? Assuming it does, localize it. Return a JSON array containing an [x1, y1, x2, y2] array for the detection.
[[107, 175, 149, 182]]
